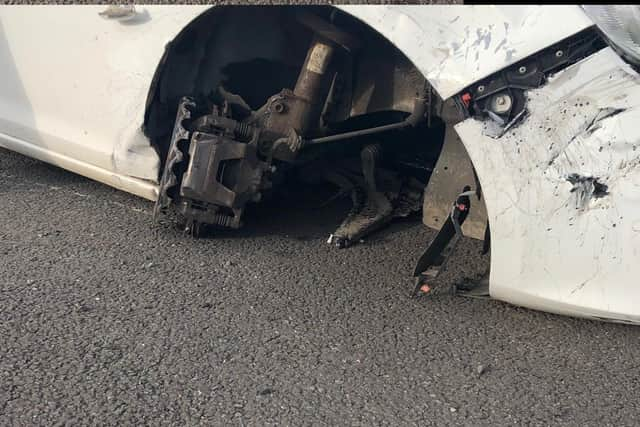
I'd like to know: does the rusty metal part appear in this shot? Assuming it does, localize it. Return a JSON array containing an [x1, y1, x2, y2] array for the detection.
[[190, 113, 256, 142], [295, 36, 335, 103], [422, 126, 488, 240], [329, 190, 393, 248], [271, 128, 303, 162], [154, 99, 272, 235], [156, 12, 433, 240], [304, 94, 427, 146], [393, 178, 424, 218], [246, 29, 351, 162], [253, 90, 316, 139], [252, 35, 337, 149], [153, 96, 196, 222], [155, 12, 359, 234], [328, 144, 397, 248], [180, 130, 269, 210]]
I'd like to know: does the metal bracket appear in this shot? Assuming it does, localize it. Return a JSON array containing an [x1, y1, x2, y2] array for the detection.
[[457, 28, 606, 129]]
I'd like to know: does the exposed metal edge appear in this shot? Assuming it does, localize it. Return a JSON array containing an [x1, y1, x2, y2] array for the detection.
[[0, 132, 159, 202]]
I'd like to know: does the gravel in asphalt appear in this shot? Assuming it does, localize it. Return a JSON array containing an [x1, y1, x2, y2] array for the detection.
[[1, 147, 639, 426]]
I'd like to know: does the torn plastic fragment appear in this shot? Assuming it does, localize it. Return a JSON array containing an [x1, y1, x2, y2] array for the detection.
[[482, 109, 528, 139], [461, 93, 472, 108]]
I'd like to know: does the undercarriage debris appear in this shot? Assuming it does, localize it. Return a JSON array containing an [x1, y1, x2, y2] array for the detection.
[[412, 187, 476, 296]]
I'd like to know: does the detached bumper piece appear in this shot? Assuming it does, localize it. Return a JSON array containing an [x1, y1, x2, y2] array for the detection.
[[412, 187, 475, 297]]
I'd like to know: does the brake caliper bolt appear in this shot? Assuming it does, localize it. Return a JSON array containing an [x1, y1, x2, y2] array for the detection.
[[273, 102, 286, 114]]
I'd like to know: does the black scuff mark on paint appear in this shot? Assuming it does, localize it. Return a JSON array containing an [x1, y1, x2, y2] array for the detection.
[[472, 28, 492, 51], [570, 267, 600, 295], [483, 30, 491, 50], [547, 107, 627, 167], [584, 107, 626, 135], [570, 278, 591, 295], [567, 173, 609, 210]]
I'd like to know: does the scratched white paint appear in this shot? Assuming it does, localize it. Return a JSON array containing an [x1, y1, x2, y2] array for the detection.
[[0, 5, 209, 200], [456, 47, 640, 324], [338, 5, 593, 99]]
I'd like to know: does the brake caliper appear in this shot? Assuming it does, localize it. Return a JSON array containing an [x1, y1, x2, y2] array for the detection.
[[154, 98, 273, 236]]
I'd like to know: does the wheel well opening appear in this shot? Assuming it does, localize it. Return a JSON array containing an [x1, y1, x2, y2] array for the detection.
[[146, 5, 490, 283]]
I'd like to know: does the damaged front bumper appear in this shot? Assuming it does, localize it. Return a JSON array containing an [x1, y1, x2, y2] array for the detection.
[[456, 47, 640, 324]]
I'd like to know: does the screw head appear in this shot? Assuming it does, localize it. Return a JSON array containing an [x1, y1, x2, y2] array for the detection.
[[491, 93, 512, 114], [273, 102, 286, 114]]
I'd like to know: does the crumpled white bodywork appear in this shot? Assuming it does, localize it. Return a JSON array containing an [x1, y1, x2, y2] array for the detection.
[[0, 5, 637, 322], [339, 5, 593, 99], [456, 48, 640, 324]]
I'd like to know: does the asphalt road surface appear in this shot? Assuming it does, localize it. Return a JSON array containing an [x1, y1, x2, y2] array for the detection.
[[1, 147, 639, 426]]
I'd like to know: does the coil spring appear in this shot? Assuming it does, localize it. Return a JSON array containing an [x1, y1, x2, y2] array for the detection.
[[234, 122, 254, 141], [212, 213, 234, 228]]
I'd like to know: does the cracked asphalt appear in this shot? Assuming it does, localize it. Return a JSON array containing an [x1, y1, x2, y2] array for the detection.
[[1, 147, 639, 426]]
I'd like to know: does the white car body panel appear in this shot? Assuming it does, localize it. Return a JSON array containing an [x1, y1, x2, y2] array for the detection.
[[0, 5, 209, 200], [1, 5, 637, 322], [339, 5, 593, 100], [456, 48, 640, 324]]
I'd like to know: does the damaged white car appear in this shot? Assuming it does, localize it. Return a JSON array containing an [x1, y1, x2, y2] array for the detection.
[[1, 5, 639, 323]]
